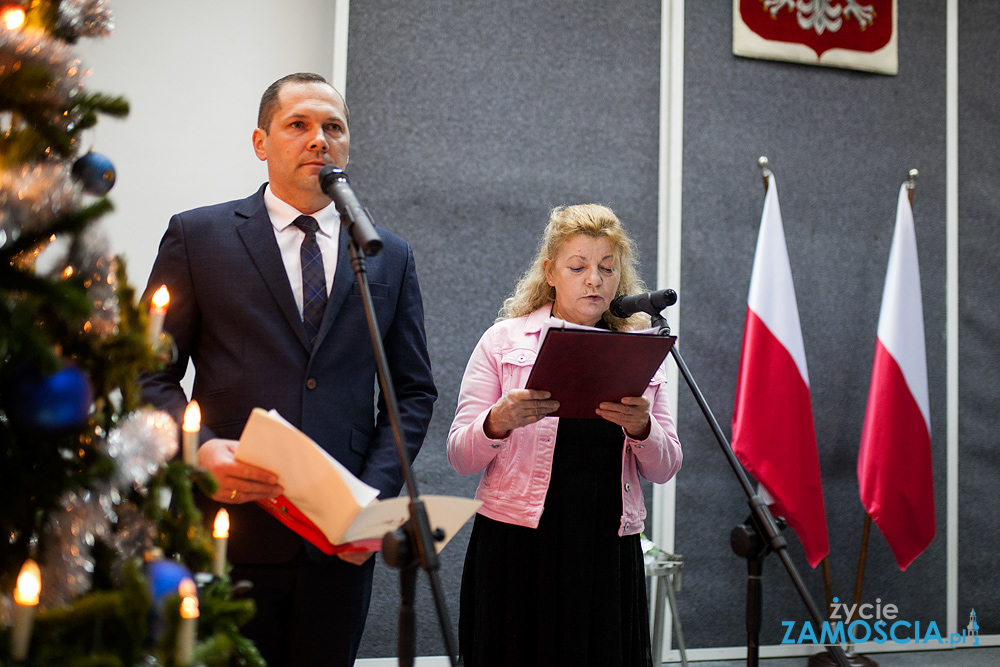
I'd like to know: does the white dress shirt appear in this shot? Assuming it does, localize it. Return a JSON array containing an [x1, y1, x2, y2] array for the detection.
[[264, 185, 341, 319]]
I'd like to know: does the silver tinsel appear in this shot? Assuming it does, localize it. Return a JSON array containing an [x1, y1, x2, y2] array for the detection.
[[40, 488, 116, 606], [84, 251, 122, 337], [105, 409, 179, 491], [39, 410, 178, 605], [0, 27, 90, 132], [0, 163, 83, 246], [57, 0, 116, 39], [58, 226, 122, 337], [108, 499, 157, 571]]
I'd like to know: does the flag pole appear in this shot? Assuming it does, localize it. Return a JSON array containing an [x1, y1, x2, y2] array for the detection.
[[653, 156, 850, 667], [756, 159, 843, 667], [759, 159, 829, 617], [759, 155, 834, 613], [853, 170, 919, 616], [851, 515, 873, 620], [854, 170, 918, 617], [758, 156, 771, 193], [822, 558, 833, 619], [818, 169, 922, 667], [816, 515, 877, 667]]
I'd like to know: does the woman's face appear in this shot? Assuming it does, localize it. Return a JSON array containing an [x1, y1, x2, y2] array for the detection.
[[544, 234, 619, 327]]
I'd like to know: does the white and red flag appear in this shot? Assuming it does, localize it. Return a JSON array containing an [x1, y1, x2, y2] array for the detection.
[[857, 184, 934, 571], [732, 173, 829, 568]]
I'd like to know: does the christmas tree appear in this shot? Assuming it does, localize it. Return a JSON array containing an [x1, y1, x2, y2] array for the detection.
[[1, 2, 261, 664]]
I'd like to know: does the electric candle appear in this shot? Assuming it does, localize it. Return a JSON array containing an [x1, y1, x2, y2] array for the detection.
[[182, 400, 201, 467], [147, 284, 170, 345], [212, 508, 230, 577], [11, 558, 40, 662], [176, 577, 198, 665], [1, 5, 26, 30]]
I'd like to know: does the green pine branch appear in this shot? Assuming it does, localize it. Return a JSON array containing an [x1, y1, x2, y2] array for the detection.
[[0, 67, 130, 165], [0, 198, 113, 262]]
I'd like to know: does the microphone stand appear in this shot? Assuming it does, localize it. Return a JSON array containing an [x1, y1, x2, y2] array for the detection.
[[344, 236, 459, 667], [648, 308, 850, 667]]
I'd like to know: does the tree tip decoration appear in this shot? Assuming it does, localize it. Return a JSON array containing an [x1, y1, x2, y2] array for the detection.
[[1, 2, 262, 664]]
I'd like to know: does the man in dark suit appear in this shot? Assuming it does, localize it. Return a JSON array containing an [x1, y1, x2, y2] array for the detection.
[[140, 72, 437, 666]]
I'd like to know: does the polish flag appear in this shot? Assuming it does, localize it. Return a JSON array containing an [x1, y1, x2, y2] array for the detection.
[[857, 184, 934, 571], [732, 173, 829, 568]]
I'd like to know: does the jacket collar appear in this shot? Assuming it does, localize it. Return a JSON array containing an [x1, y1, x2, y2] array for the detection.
[[234, 185, 312, 350], [524, 303, 554, 334]]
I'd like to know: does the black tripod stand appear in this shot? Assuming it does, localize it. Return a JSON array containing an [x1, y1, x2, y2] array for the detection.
[[646, 301, 849, 667], [323, 162, 460, 666], [344, 236, 459, 667]]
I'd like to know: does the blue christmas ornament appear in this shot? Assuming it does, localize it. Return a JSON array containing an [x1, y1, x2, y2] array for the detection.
[[2, 364, 93, 433], [147, 558, 195, 604], [72, 151, 116, 195], [146, 557, 196, 641]]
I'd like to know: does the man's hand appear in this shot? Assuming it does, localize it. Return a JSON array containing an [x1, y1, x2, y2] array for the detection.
[[198, 438, 284, 503]]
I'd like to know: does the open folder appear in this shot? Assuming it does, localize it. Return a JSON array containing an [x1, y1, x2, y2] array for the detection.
[[525, 325, 676, 419], [235, 408, 481, 555]]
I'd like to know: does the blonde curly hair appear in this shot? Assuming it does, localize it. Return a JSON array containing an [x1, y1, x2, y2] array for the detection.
[[498, 204, 649, 331]]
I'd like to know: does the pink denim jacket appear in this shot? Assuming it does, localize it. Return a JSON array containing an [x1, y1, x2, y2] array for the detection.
[[447, 304, 683, 536]]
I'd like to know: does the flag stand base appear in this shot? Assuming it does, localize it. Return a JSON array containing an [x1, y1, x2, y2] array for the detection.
[[808, 650, 877, 666]]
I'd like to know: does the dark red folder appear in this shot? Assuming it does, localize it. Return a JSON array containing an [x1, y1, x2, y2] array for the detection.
[[525, 328, 676, 419]]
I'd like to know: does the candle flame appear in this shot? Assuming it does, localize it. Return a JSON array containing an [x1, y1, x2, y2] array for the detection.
[[151, 284, 170, 310], [182, 400, 201, 433], [180, 594, 200, 619], [14, 559, 40, 606], [1, 6, 26, 30], [213, 508, 230, 539]]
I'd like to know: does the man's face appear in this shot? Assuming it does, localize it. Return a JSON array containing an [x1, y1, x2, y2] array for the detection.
[[252, 81, 350, 212]]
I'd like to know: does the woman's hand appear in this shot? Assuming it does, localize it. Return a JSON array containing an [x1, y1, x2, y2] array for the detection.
[[483, 389, 559, 439], [596, 395, 651, 439]]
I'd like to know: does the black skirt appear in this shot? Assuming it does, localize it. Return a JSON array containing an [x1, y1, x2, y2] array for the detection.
[[458, 416, 653, 667]]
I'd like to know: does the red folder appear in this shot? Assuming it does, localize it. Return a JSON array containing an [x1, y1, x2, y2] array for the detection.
[[238, 409, 481, 556], [525, 328, 676, 419], [256, 497, 382, 555]]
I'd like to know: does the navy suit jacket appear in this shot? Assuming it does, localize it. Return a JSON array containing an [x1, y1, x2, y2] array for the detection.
[[141, 184, 437, 564]]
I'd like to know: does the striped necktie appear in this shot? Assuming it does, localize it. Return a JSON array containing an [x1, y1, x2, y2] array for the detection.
[[292, 215, 327, 345]]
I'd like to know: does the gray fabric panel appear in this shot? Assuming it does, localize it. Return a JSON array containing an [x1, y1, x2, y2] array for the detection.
[[341, 0, 988, 658], [678, 0, 949, 649], [346, 1, 662, 657], [958, 0, 1000, 638]]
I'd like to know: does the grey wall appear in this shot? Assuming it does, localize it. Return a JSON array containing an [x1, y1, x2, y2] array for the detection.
[[79, 0, 997, 660], [345, 0, 663, 658], [958, 0, 1000, 638], [349, 0, 998, 659], [77, 0, 338, 288], [677, 0, 950, 649]]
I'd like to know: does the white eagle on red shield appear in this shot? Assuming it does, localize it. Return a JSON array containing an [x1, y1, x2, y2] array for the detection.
[[739, 0, 892, 58]]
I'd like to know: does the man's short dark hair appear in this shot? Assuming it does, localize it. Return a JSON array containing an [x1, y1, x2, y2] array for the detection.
[[257, 73, 350, 132]]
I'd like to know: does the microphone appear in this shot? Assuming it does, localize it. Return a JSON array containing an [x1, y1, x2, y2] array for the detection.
[[609, 288, 677, 318], [318, 165, 383, 256]]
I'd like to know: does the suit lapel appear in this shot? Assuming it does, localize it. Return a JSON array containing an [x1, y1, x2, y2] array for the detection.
[[235, 193, 311, 351]]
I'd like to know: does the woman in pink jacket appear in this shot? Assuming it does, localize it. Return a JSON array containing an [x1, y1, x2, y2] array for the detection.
[[447, 204, 683, 667]]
